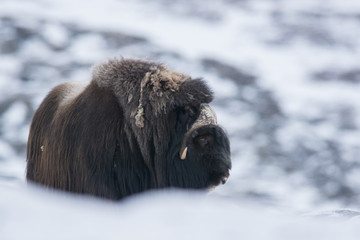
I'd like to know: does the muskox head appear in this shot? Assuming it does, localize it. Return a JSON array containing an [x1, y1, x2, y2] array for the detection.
[[176, 104, 231, 187], [26, 58, 231, 200]]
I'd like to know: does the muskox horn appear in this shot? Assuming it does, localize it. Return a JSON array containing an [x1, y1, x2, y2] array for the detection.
[[180, 147, 188, 160], [179, 104, 217, 160]]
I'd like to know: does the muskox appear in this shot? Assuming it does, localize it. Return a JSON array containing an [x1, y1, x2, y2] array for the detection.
[[26, 58, 231, 200]]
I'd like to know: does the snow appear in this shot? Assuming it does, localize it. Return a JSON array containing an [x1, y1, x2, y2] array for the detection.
[[68, 34, 108, 62], [1, 183, 360, 240], [1, 0, 360, 236], [41, 22, 70, 49]]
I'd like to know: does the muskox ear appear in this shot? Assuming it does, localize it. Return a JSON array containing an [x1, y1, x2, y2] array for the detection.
[[173, 78, 214, 107]]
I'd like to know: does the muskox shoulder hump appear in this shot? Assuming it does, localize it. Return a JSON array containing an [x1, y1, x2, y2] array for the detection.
[[58, 82, 88, 107]]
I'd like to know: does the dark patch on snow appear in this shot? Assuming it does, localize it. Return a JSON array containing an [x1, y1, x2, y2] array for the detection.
[[201, 58, 257, 87], [313, 69, 360, 84]]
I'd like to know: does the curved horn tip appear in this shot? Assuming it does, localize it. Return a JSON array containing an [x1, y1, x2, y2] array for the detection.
[[180, 147, 188, 160]]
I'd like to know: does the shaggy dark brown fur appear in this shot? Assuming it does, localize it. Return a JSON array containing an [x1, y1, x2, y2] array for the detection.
[[26, 58, 231, 200]]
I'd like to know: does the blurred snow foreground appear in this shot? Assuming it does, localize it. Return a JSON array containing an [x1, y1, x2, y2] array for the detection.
[[1, 183, 360, 240], [1, 0, 360, 230]]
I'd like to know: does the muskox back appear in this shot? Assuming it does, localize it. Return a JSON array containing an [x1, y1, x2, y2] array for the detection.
[[27, 81, 153, 199]]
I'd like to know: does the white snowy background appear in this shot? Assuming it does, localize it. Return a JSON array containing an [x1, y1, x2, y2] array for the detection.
[[1, 0, 360, 238]]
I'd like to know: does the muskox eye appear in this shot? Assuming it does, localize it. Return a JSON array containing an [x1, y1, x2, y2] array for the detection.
[[196, 134, 214, 148], [198, 137, 207, 146]]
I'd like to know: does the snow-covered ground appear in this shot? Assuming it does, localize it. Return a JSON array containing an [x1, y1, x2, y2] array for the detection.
[[1, 183, 360, 240], [1, 0, 360, 236]]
